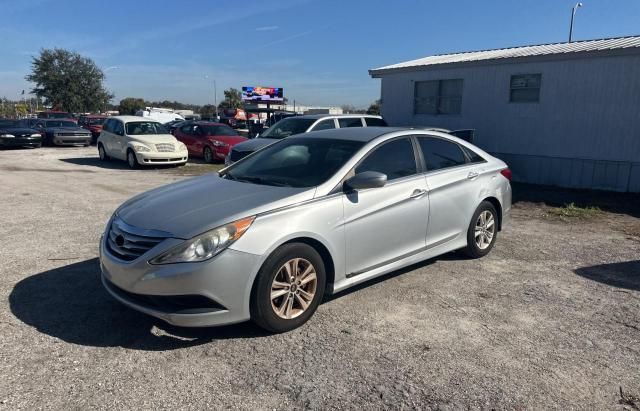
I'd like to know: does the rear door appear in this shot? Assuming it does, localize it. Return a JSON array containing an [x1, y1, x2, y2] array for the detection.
[[343, 137, 429, 276], [112, 120, 127, 160], [176, 124, 197, 155], [418, 136, 484, 247]]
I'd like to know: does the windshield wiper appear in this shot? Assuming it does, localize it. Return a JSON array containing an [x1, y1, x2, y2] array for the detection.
[[235, 175, 291, 187]]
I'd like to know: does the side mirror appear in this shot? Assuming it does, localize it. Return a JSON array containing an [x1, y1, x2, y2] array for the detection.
[[344, 171, 387, 191]]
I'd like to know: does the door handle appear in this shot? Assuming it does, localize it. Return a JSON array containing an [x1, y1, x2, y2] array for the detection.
[[409, 189, 427, 199], [467, 171, 479, 180]]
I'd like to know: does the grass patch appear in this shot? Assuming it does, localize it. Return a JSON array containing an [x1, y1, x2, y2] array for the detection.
[[547, 202, 602, 219]]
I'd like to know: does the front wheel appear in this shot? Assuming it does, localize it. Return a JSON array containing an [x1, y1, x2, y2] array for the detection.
[[463, 201, 498, 258], [127, 149, 139, 169], [251, 243, 326, 333], [203, 146, 214, 163]]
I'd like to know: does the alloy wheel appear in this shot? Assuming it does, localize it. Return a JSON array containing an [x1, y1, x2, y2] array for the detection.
[[99, 145, 105, 160], [127, 151, 136, 168], [204, 147, 213, 163], [475, 210, 495, 250], [270, 258, 317, 319]]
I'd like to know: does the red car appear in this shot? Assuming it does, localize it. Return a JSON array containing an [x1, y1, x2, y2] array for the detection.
[[174, 121, 248, 163], [78, 115, 108, 144]]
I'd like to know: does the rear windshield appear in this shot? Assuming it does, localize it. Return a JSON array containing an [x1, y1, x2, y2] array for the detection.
[[86, 117, 106, 125], [45, 120, 77, 128], [125, 121, 168, 135], [260, 118, 316, 139]]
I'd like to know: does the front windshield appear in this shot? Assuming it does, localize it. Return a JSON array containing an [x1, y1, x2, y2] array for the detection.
[[222, 137, 364, 188], [260, 118, 316, 139], [87, 117, 106, 125], [199, 124, 238, 136], [0, 120, 19, 128], [45, 120, 77, 128], [125, 121, 168, 135]]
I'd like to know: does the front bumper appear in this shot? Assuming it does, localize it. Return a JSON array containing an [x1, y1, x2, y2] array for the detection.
[[0, 136, 42, 147], [100, 234, 262, 327], [135, 151, 188, 166], [53, 135, 91, 146]]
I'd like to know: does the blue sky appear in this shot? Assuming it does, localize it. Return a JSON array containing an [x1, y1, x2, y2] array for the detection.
[[1, 0, 639, 108]]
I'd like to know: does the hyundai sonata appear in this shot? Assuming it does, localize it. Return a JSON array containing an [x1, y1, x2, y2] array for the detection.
[[100, 127, 511, 332]]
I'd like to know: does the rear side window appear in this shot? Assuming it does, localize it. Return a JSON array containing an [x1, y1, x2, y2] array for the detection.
[[462, 146, 486, 163], [338, 118, 363, 128], [311, 119, 336, 131], [356, 138, 417, 180], [364, 117, 388, 127], [418, 137, 466, 171], [103, 119, 113, 132], [113, 121, 124, 135]]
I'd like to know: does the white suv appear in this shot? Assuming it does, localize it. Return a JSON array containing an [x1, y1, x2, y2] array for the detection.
[[97, 116, 188, 169]]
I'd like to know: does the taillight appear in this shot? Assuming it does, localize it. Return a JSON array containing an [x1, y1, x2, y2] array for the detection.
[[500, 168, 512, 181]]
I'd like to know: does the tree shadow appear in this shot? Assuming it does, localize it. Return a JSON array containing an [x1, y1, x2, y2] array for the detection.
[[9, 259, 269, 351], [574, 260, 640, 292], [512, 182, 640, 218]]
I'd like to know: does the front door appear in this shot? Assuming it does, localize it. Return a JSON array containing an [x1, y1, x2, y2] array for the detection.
[[343, 137, 429, 276]]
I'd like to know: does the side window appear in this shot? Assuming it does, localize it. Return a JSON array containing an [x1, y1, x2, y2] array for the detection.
[[338, 118, 363, 128], [113, 121, 124, 136], [355, 138, 417, 181], [311, 119, 335, 131], [364, 117, 388, 127], [103, 119, 113, 133], [462, 146, 486, 164], [418, 137, 467, 171]]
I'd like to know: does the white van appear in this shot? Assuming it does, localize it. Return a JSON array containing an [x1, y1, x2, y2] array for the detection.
[[97, 116, 188, 169], [135, 107, 185, 124]]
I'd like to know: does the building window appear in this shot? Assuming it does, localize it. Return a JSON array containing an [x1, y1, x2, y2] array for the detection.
[[510, 74, 541, 103], [414, 79, 463, 115]]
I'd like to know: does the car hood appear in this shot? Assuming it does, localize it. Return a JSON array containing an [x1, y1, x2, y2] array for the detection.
[[0, 127, 40, 135], [46, 126, 89, 133], [129, 134, 177, 145], [116, 173, 314, 239], [207, 135, 248, 146], [231, 138, 279, 152]]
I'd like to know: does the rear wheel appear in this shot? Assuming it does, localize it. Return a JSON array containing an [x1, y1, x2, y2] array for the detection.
[[127, 149, 139, 169], [203, 146, 214, 163], [98, 144, 110, 161], [251, 243, 326, 333], [463, 201, 498, 258]]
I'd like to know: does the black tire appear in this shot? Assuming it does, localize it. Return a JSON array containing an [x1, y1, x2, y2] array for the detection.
[[126, 149, 139, 169], [203, 146, 214, 163], [251, 243, 326, 333], [98, 144, 110, 161], [463, 201, 498, 258]]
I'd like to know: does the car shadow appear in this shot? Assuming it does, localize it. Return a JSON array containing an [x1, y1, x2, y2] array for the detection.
[[512, 182, 640, 219], [574, 260, 640, 292], [60, 157, 183, 170], [9, 258, 269, 350]]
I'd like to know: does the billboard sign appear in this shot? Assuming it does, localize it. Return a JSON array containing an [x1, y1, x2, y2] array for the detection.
[[242, 86, 284, 102]]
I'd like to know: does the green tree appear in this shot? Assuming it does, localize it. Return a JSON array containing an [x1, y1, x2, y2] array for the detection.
[[366, 99, 381, 116], [25, 48, 113, 113], [199, 104, 218, 118], [218, 88, 243, 110], [118, 97, 147, 115]]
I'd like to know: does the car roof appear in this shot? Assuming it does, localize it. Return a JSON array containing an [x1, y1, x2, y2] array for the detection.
[[193, 121, 228, 126], [111, 115, 161, 123], [81, 114, 107, 118], [291, 114, 383, 120], [296, 126, 408, 142]]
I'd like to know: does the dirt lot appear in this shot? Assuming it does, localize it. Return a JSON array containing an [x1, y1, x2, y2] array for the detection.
[[1, 146, 639, 410]]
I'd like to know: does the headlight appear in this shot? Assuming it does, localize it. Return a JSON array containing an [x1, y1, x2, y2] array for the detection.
[[212, 140, 228, 147], [1, 134, 15, 138], [133, 144, 151, 152], [149, 216, 255, 264], [177, 142, 187, 151], [31, 133, 41, 137]]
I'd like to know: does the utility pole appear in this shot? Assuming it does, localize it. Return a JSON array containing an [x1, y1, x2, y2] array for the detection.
[[569, 2, 583, 43]]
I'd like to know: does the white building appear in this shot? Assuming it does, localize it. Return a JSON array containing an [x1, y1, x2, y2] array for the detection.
[[369, 36, 640, 192]]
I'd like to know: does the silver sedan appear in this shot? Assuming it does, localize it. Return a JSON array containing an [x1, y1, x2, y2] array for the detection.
[[100, 127, 512, 332]]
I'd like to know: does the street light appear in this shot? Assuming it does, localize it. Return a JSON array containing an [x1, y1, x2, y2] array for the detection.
[[569, 2, 583, 43]]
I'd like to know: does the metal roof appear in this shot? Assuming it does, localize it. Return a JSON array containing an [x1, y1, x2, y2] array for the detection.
[[369, 35, 640, 76]]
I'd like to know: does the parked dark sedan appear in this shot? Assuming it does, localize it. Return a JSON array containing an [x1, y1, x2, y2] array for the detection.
[[0, 119, 42, 149], [29, 119, 91, 146]]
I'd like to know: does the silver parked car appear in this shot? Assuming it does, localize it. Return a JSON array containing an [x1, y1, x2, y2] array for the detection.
[[100, 127, 511, 332]]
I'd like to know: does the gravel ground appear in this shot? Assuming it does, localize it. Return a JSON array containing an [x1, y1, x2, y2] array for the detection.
[[1, 146, 639, 410]]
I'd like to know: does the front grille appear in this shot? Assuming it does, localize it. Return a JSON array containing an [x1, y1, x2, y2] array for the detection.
[[106, 219, 166, 261], [57, 132, 89, 137], [155, 143, 175, 152], [229, 149, 251, 162]]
